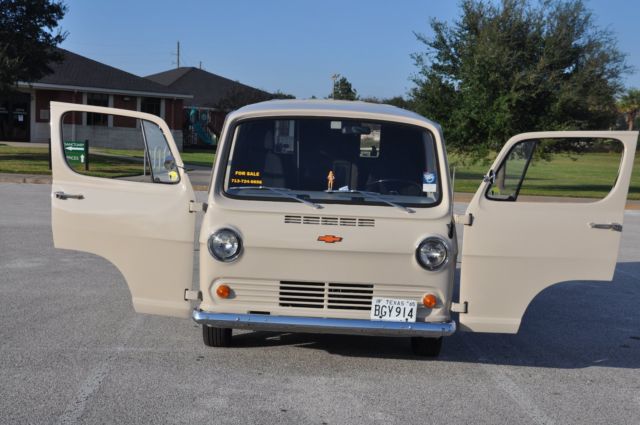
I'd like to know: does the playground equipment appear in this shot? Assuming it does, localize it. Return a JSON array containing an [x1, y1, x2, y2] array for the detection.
[[189, 108, 217, 146]]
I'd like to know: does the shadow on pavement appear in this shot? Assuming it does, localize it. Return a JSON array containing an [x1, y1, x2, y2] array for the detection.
[[229, 262, 640, 369]]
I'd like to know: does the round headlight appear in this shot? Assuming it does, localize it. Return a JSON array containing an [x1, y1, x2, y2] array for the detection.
[[416, 237, 448, 271], [208, 228, 242, 262]]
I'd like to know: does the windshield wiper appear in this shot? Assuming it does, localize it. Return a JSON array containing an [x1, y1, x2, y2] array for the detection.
[[333, 189, 415, 214], [228, 186, 323, 210]]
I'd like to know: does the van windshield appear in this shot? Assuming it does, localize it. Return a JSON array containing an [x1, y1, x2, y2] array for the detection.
[[223, 117, 441, 207]]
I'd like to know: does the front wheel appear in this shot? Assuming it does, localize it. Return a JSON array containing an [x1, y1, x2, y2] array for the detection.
[[202, 325, 232, 347], [410, 337, 443, 357]]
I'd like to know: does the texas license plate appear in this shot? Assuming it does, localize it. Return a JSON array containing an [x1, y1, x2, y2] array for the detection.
[[370, 297, 417, 323]]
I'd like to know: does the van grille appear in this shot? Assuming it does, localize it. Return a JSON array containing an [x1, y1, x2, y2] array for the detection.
[[284, 215, 375, 227], [279, 281, 374, 311]]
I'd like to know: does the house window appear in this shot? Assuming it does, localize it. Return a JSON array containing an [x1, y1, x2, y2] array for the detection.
[[141, 97, 161, 117], [86, 93, 109, 126]]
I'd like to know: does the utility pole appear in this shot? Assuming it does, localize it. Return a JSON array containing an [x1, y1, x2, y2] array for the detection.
[[176, 41, 180, 68]]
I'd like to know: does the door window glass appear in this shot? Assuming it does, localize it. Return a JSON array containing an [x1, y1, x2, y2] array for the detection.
[[61, 111, 179, 184], [486, 140, 536, 201], [486, 138, 626, 202]]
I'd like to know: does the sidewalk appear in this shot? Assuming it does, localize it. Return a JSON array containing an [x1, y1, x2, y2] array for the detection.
[[1, 141, 50, 148], [1, 172, 638, 209]]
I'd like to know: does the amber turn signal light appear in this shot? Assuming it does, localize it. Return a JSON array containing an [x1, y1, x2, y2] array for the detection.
[[422, 294, 437, 308], [216, 284, 231, 299]]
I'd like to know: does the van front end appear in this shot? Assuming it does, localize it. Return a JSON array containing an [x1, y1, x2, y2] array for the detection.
[[194, 102, 457, 356]]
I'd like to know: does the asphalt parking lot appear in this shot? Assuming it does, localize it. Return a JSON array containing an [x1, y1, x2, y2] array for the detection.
[[1, 182, 639, 425]]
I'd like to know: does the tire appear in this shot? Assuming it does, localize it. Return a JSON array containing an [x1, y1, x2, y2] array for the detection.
[[410, 337, 443, 357], [202, 325, 232, 347]]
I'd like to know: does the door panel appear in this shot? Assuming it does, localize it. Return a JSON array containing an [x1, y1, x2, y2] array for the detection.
[[50, 101, 196, 318], [460, 131, 637, 333]]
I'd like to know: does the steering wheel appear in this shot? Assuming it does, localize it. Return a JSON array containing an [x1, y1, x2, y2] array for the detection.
[[364, 179, 423, 195]]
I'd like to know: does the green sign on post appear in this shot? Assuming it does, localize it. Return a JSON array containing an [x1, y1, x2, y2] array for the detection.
[[64, 140, 89, 170]]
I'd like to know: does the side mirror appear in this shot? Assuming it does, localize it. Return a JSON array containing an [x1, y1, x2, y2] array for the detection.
[[164, 155, 176, 171], [483, 169, 496, 184]]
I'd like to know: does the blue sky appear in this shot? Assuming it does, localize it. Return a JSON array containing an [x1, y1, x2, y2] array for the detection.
[[59, 0, 640, 99]]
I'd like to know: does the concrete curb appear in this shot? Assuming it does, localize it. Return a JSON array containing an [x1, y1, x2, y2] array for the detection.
[[0, 173, 52, 184], [1, 173, 638, 209]]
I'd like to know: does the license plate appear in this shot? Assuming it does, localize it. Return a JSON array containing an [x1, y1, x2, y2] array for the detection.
[[370, 297, 417, 323]]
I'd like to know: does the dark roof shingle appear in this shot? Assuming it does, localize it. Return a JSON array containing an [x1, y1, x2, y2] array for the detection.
[[145, 67, 271, 108], [31, 49, 191, 97]]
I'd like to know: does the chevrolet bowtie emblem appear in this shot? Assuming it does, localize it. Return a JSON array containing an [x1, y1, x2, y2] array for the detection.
[[317, 235, 343, 243]]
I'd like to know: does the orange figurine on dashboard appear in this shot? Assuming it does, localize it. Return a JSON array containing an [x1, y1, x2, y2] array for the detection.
[[327, 170, 335, 191]]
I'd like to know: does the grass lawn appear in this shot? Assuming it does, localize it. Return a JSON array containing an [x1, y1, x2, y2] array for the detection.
[[1, 144, 638, 199], [0, 144, 153, 178], [449, 151, 640, 200], [93, 147, 216, 168], [0, 145, 217, 178], [0, 144, 53, 175]]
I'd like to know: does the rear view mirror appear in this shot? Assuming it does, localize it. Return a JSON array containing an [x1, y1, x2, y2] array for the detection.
[[342, 125, 371, 135]]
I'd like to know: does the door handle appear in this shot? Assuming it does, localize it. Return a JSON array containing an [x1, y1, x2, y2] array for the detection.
[[589, 222, 622, 232], [54, 191, 84, 200]]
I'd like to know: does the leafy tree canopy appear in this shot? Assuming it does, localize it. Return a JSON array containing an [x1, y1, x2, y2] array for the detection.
[[360, 95, 414, 110], [330, 75, 358, 100], [410, 0, 628, 160], [271, 90, 296, 100], [0, 0, 67, 94], [215, 86, 272, 111]]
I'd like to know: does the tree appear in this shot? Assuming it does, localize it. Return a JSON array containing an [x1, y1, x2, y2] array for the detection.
[[330, 75, 358, 100], [215, 86, 272, 111], [411, 0, 628, 160], [360, 95, 414, 110], [0, 0, 67, 94], [617, 88, 640, 130], [382, 96, 413, 110], [271, 90, 296, 100]]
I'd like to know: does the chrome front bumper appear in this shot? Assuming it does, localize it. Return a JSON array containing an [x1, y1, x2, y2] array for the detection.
[[192, 310, 456, 337]]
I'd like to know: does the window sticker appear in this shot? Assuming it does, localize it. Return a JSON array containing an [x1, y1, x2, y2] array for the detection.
[[330, 121, 342, 130], [230, 170, 263, 185], [423, 172, 437, 192]]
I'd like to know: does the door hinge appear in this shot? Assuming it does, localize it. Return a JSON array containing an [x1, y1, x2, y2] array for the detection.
[[184, 289, 202, 301], [451, 301, 468, 314], [454, 213, 473, 226], [189, 201, 207, 213]]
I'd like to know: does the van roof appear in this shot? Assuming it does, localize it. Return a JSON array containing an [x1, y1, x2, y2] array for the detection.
[[229, 99, 440, 129]]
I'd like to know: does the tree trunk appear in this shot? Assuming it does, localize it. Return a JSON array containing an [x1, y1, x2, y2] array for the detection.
[[628, 111, 638, 131]]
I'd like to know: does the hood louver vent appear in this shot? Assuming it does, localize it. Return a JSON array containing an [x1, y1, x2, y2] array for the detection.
[[321, 217, 338, 226], [302, 216, 320, 225], [284, 215, 302, 224], [284, 215, 375, 227]]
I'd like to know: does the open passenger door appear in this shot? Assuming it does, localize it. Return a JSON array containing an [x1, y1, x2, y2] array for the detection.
[[50, 102, 197, 318], [459, 131, 637, 333]]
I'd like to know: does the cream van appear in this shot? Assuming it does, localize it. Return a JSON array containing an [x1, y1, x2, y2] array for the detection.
[[50, 100, 637, 357]]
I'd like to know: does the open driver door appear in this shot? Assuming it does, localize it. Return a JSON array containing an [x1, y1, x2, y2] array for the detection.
[[50, 101, 197, 318]]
